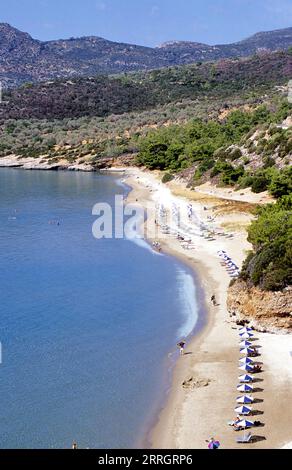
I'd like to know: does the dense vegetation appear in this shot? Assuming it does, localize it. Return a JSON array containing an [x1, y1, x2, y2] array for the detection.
[[136, 102, 292, 195], [0, 90, 279, 161], [136, 106, 275, 170], [241, 195, 292, 290], [1, 51, 291, 120]]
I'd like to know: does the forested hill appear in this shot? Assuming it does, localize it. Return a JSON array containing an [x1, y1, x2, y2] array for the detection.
[[1, 51, 291, 121], [0, 22, 292, 88]]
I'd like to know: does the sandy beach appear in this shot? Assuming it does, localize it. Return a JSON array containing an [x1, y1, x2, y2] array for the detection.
[[123, 167, 292, 450]]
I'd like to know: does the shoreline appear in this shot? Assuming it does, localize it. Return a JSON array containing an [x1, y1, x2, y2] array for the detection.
[[121, 174, 209, 449], [123, 166, 292, 450], [1, 164, 291, 449]]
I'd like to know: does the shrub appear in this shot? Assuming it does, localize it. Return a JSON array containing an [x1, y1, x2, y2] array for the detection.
[[241, 196, 292, 290], [269, 166, 292, 198], [221, 165, 244, 185], [251, 175, 269, 193], [229, 147, 242, 161], [263, 156, 275, 168], [162, 173, 175, 183], [238, 174, 254, 189]]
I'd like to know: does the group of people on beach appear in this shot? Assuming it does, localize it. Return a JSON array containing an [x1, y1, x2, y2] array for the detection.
[[211, 295, 217, 306], [152, 241, 162, 252]]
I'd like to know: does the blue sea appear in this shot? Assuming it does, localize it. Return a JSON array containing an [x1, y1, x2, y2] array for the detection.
[[0, 168, 205, 449]]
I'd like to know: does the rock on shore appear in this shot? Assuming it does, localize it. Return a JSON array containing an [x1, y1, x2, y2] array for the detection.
[[227, 279, 292, 332]]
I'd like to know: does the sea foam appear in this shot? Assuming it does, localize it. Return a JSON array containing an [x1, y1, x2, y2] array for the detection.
[[125, 217, 163, 256], [176, 268, 199, 339]]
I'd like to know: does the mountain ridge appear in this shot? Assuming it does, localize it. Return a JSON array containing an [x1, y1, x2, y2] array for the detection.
[[0, 23, 292, 87]]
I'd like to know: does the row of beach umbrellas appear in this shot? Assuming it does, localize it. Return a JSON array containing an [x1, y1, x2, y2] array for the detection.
[[234, 327, 257, 432], [218, 251, 240, 278]]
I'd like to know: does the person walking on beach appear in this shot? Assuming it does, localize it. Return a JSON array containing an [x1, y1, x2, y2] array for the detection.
[[211, 295, 216, 306], [177, 340, 186, 356]]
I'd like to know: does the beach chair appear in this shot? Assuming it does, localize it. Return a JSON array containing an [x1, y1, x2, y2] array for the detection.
[[237, 433, 253, 444]]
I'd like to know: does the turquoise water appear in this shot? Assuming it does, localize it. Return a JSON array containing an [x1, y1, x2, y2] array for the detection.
[[0, 168, 204, 449]]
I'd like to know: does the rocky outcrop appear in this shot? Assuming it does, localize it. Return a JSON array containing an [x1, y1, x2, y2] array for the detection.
[[0, 155, 94, 171], [227, 279, 292, 332], [0, 153, 136, 171]]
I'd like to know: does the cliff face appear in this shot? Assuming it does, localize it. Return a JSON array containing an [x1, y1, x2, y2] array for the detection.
[[227, 279, 292, 332]]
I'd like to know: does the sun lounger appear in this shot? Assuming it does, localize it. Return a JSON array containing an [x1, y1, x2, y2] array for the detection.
[[237, 433, 253, 444]]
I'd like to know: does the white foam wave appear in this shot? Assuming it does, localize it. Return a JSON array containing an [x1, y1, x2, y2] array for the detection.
[[176, 268, 199, 338], [115, 178, 128, 189], [125, 218, 162, 256]]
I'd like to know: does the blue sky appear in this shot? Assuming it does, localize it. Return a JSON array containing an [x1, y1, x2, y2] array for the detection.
[[1, 0, 292, 46]]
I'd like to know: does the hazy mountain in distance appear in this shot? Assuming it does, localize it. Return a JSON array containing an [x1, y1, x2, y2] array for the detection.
[[0, 23, 291, 87]]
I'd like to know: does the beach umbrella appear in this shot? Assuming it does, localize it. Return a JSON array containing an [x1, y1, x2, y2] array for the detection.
[[238, 374, 253, 383], [239, 326, 253, 332], [239, 357, 254, 365], [236, 395, 253, 404], [235, 405, 252, 415], [239, 340, 253, 349], [240, 347, 255, 355], [239, 331, 253, 337], [240, 332, 254, 339], [236, 419, 254, 429], [237, 384, 253, 393], [239, 364, 254, 372], [239, 340, 252, 347], [208, 439, 220, 449]]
